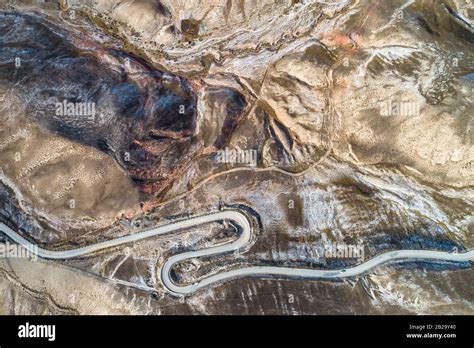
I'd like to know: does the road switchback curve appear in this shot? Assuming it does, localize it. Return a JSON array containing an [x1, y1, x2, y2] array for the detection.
[[1, 209, 473, 296]]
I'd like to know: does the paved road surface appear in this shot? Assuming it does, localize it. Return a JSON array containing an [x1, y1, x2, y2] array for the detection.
[[1, 209, 472, 296]]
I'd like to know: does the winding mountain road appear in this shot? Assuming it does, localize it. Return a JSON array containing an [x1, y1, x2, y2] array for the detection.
[[1, 209, 472, 296]]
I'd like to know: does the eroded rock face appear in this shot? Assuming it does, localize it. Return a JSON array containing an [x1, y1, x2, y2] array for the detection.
[[0, 10, 250, 197], [88, 0, 473, 185], [327, 0, 474, 187], [0, 11, 199, 197], [0, 0, 473, 315]]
